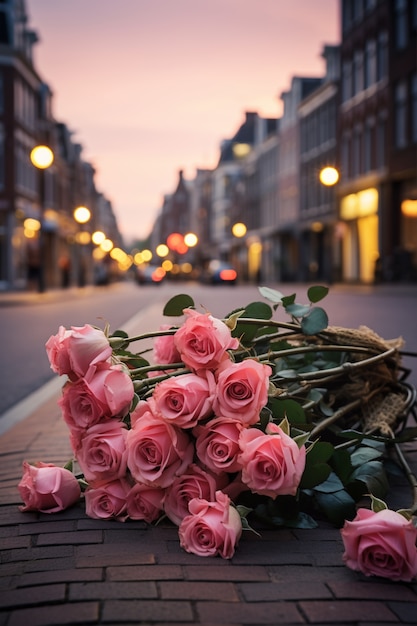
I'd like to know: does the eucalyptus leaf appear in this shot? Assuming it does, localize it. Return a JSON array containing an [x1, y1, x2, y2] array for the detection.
[[349, 461, 389, 498], [258, 286, 285, 304], [350, 446, 384, 467], [315, 489, 357, 526], [313, 471, 345, 493], [163, 294, 195, 316], [301, 307, 329, 335], [285, 303, 311, 317]]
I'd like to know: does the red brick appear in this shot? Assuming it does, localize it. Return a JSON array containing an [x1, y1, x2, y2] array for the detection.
[[69, 580, 157, 600], [102, 599, 194, 622], [18, 520, 76, 534], [159, 581, 239, 601], [387, 601, 417, 622], [240, 580, 332, 601], [37, 529, 103, 545], [329, 580, 417, 601], [106, 564, 183, 581], [184, 564, 270, 582], [299, 600, 398, 623], [196, 600, 304, 624], [7, 601, 99, 626], [75, 543, 155, 567], [18, 567, 103, 587], [0, 583, 66, 609], [0, 534, 30, 549]]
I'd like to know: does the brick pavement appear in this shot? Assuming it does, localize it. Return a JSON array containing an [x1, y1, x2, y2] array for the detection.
[[1, 288, 417, 625]]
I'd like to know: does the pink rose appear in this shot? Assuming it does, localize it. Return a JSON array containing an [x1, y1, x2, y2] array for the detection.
[[85, 478, 130, 521], [126, 483, 165, 523], [213, 359, 272, 426], [179, 490, 242, 558], [153, 325, 181, 365], [163, 464, 219, 526], [238, 422, 306, 498], [129, 400, 155, 428], [174, 308, 239, 372], [59, 364, 134, 434], [18, 461, 81, 514], [76, 420, 128, 484], [150, 372, 214, 428], [126, 413, 194, 488], [45, 324, 112, 380], [193, 417, 245, 473], [341, 508, 417, 582]]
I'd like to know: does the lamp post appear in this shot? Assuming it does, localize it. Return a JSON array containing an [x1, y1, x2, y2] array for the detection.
[[73, 206, 91, 286], [319, 166, 340, 283], [30, 145, 54, 293]]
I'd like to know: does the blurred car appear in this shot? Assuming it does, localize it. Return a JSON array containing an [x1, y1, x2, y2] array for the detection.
[[136, 265, 166, 285], [200, 260, 237, 285]]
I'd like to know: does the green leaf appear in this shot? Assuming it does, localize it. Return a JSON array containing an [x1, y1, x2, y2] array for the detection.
[[301, 307, 329, 335], [281, 294, 296, 307], [313, 471, 345, 493], [269, 398, 306, 425], [330, 448, 354, 484], [243, 301, 273, 320], [163, 294, 195, 316], [234, 301, 273, 343], [349, 461, 389, 499], [270, 512, 319, 529], [306, 441, 334, 465], [314, 489, 357, 526], [307, 285, 329, 303], [300, 463, 332, 489]]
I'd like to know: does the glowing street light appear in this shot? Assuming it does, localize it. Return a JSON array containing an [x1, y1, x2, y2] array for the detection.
[[30, 145, 54, 169], [319, 166, 339, 187], [30, 145, 54, 292], [232, 222, 247, 238], [73, 206, 91, 224], [92, 230, 106, 245], [184, 232, 198, 247]]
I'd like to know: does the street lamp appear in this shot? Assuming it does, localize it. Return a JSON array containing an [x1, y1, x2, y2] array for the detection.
[[73, 206, 91, 286], [30, 145, 55, 292], [319, 166, 339, 187]]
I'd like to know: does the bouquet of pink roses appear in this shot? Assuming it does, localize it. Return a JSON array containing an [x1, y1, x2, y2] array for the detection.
[[18, 286, 417, 579]]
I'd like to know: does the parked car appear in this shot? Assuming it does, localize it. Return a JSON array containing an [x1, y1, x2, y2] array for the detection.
[[200, 260, 237, 285], [136, 265, 166, 285]]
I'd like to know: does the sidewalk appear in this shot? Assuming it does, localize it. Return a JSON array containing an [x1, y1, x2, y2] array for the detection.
[[1, 290, 417, 625]]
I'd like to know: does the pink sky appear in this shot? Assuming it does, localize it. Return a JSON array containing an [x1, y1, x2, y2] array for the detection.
[[27, 0, 340, 244]]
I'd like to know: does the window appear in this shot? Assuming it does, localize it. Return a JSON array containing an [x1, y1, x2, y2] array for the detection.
[[364, 120, 374, 172], [341, 133, 350, 179], [353, 50, 364, 95], [376, 117, 386, 168], [395, 81, 407, 148], [352, 126, 362, 177], [342, 60, 352, 101], [364, 40, 377, 88], [412, 73, 417, 143], [394, 0, 408, 49], [377, 31, 388, 81]]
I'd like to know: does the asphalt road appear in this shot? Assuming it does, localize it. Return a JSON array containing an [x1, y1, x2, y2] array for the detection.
[[0, 280, 416, 419]]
